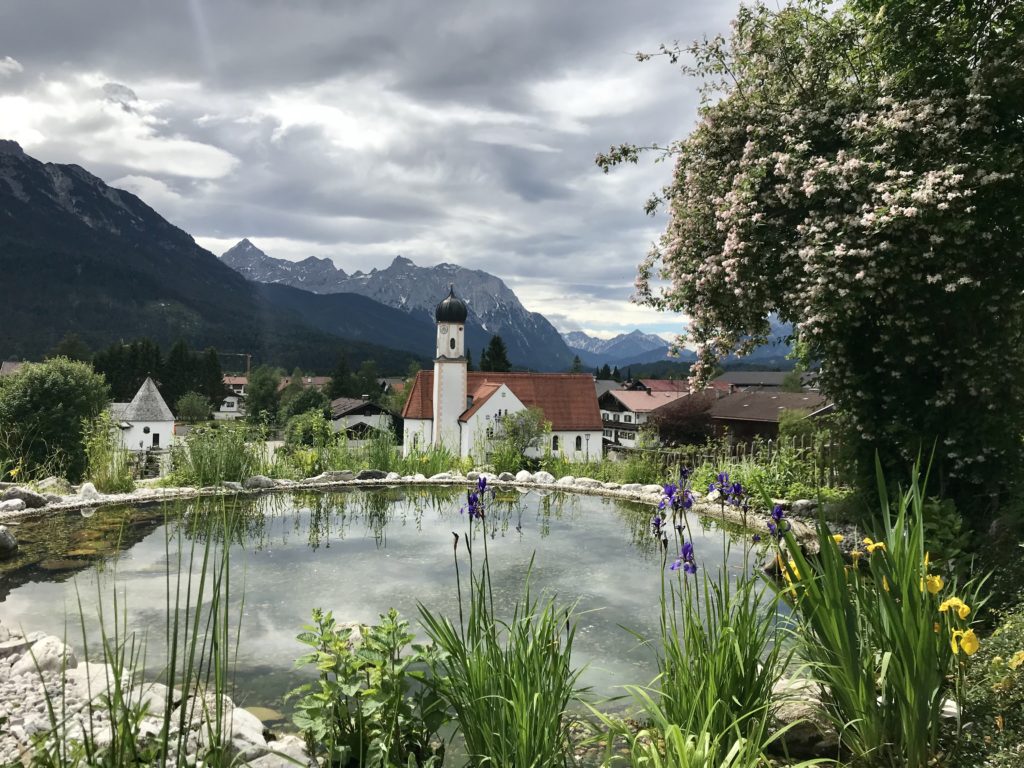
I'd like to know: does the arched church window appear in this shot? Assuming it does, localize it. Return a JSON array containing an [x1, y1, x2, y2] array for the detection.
[[449, 338, 456, 350], [575, 436, 582, 452], [552, 436, 559, 451]]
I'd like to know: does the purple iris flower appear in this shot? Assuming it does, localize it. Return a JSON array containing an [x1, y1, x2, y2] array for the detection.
[[752, 533, 762, 544], [651, 515, 663, 535], [670, 539, 698, 575], [683, 489, 694, 509], [771, 504, 785, 522], [679, 467, 691, 483], [663, 483, 678, 500], [478, 476, 488, 493], [465, 491, 484, 520]]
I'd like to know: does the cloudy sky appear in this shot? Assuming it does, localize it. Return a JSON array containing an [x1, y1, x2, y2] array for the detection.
[[0, 0, 740, 340]]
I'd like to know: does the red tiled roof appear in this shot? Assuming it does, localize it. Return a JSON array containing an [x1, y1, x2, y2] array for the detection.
[[402, 371, 601, 430], [223, 375, 248, 385]]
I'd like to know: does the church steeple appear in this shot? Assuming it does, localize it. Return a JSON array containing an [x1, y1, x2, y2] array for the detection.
[[432, 285, 468, 448]]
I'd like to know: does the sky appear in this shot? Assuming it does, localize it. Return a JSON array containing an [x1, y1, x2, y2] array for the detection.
[[0, 1, 740, 341]]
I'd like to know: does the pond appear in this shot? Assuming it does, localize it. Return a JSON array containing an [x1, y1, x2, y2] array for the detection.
[[0, 487, 754, 724]]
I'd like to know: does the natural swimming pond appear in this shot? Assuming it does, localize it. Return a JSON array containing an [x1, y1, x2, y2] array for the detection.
[[0, 487, 754, 723]]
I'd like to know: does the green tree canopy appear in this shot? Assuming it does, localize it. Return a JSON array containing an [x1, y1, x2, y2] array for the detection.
[[246, 366, 283, 425], [350, 360, 382, 402], [0, 357, 109, 481], [48, 333, 92, 362], [279, 387, 330, 423], [176, 391, 211, 423], [601, 0, 1024, 519]]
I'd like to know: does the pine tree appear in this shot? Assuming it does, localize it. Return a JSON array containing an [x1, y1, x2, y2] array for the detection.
[[599, 363, 612, 379], [199, 348, 227, 407], [328, 353, 351, 399], [482, 335, 511, 372], [466, 348, 474, 371], [570, 355, 582, 373]]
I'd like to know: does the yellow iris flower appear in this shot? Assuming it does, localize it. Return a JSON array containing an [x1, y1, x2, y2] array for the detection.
[[939, 597, 971, 620], [951, 628, 980, 656], [922, 574, 944, 595], [862, 537, 886, 554], [1010, 650, 1024, 671], [832, 534, 844, 544]]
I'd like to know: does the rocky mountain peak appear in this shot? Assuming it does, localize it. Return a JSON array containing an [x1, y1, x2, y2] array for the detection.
[[0, 140, 25, 156], [218, 243, 574, 370]]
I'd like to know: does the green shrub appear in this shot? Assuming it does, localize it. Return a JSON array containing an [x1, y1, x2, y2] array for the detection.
[[289, 608, 447, 767], [83, 411, 135, 494], [0, 357, 109, 481]]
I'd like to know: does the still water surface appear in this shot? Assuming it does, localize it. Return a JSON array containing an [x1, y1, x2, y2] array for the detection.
[[0, 487, 752, 718]]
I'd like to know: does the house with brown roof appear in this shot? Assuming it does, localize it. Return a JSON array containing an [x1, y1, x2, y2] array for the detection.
[[709, 390, 830, 443], [401, 287, 602, 460], [598, 388, 691, 448], [331, 396, 396, 441], [0, 361, 25, 378]]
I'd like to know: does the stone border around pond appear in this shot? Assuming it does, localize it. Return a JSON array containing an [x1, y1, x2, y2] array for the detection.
[[0, 469, 827, 551]]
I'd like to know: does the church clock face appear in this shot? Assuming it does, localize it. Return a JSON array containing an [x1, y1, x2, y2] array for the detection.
[[440, 325, 449, 335]]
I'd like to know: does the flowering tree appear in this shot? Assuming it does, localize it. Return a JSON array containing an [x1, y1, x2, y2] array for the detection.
[[600, 0, 1024, 517]]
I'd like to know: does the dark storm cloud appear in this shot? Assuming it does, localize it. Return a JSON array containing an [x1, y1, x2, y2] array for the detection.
[[0, 0, 739, 333]]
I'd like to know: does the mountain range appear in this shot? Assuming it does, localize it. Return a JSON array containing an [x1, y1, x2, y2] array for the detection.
[[0, 140, 423, 372], [221, 240, 574, 370], [562, 329, 685, 368]]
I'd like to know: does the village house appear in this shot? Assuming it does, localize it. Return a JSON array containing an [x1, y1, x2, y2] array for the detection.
[[598, 387, 690, 448], [0, 361, 25, 378], [331, 396, 395, 441], [709, 389, 830, 443], [214, 375, 248, 420], [110, 377, 175, 451], [401, 287, 602, 460]]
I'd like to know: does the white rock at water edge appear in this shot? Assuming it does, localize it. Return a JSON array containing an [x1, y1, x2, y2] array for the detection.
[[11, 635, 78, 676], [515, 470, 534, 483], [78, 482, 101, 500], [0, 499, 25, 513]]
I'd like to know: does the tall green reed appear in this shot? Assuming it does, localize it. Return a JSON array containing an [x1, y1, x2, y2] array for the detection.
[[606, 473, 793, 767], [769, 457, 986, 767], [418, 478, 583, 767], [171, 423, 268, 486], [83, 411, 135, 494], [26, 499, 249, 767]]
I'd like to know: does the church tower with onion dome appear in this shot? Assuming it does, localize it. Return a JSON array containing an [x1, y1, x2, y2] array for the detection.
[[432, 285, 468, 449]]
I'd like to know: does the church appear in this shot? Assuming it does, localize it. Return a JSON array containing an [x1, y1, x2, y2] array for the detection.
[[401, 287, 603, 460]]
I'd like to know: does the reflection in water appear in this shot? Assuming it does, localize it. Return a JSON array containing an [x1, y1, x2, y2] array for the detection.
[[0, 487, 757, 718]]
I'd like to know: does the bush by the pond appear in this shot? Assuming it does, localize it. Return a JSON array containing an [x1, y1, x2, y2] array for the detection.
[[0, 357, 109, 482], [289, 608, 446, 767], [171, 422, 268, 486]]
